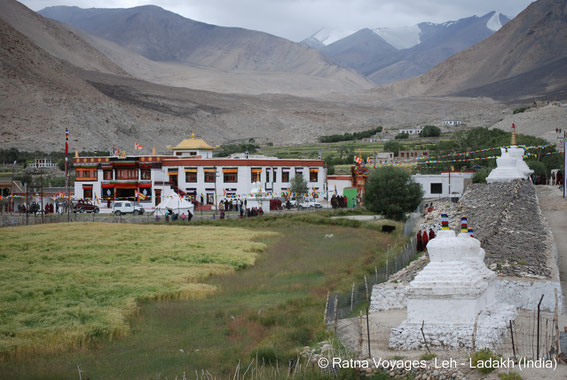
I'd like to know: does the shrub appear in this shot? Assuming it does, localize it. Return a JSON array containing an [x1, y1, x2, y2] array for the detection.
[[363, 167, 423, 221], [420, 353, 437, 360], [513, 106, 529, 114], [395, 132, 409, 139], [472, 168, 491, 183], [499, 373, 522, 380], [250, 346, 284, 365], [420, 125, 441, 137], [470, 349, 500, 374]]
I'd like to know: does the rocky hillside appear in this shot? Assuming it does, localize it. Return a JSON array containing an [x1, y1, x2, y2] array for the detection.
[[0, 0, 127, 76], [382, 0, 567, 99], [38, 4, 371, 95]]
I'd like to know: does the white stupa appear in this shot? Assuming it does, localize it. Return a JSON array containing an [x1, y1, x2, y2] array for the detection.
[[390, 218, 516, 350], [486, 124, 533, 183]]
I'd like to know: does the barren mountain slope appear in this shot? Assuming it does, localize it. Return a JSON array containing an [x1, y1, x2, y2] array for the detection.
[[38, 4, 372, 94], [0, 0, 127, 76], [64, 26, 373, 96], [380, 0, 567, 98]]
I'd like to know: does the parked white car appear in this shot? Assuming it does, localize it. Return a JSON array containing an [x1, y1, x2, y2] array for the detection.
[[112, 201, 145, 216], [298, 199, 322, 209]]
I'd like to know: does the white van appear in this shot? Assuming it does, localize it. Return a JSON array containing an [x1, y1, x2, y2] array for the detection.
[[112, 201, 145, 216]]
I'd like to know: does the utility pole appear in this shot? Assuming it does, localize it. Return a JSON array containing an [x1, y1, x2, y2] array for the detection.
[[563, 131, 566, 199]]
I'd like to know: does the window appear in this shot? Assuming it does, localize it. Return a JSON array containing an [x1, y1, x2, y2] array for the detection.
[[141, 169, 151, 180], [431, 183, 443, 194], [83, 187, 92, 199], [223, 169, 238, 183], [309, 169, 318, 182], [266, 170, 270, 183], [185, 169, 197, 182], [251, 168, 262, 183], [116, 168, 137, 180], [103, 170, 112, 180], [205, 171, 216, 183], [76, 168, 97, 180], [282, 171, 290, 182]]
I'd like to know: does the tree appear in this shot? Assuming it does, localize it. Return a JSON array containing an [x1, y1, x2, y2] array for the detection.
[[383, 141, 401, 156], [395, 132, 409, 139], [290, 174, 308, 199], [363, 167, 423, 221], [420, 125, 441, 137]]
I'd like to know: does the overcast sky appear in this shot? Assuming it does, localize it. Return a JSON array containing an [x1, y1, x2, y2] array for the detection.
[[20, 0, 536, 41]]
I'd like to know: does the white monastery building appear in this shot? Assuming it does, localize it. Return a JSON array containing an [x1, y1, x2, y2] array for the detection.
[[73, 135, 327, 209]]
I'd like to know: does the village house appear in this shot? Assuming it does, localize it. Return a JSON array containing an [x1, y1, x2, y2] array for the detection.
[[398, 127, 423, 135], [441, 120, 462, 126], [72, 135, 327, 209]]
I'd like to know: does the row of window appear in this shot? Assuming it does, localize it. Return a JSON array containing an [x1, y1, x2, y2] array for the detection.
[[181, 169, 318, 183]]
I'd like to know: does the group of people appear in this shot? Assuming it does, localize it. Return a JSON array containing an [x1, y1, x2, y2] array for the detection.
[[162, 208, 193, 223], [219, 199, 245, 212], [417, 229, 436, 251], [330, 195, 349, 209]]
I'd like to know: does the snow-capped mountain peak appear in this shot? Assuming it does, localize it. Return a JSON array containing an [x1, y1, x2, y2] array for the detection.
[[371, 25, 421, 49], [306, 27, 355, 46], [486, 11, 504, 31]]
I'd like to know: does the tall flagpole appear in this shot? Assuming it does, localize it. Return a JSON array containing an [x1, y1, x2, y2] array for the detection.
[[65, 128, 70, 222]]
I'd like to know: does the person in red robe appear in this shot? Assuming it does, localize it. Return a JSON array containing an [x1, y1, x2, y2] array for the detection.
[[428, 228, 436, 240], [416, 231, 423, 251], [422, 230, 429, 249]]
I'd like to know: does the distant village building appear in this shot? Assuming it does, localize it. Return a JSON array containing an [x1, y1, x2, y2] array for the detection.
[[73, 135, 327, 209], [374, 152, 394, 165], [412, 171, 474, 198], [28, 158, 56, 169], [398, 150, 429, 160], [441, 120, 462, 126], [398, 127, 423, 135]]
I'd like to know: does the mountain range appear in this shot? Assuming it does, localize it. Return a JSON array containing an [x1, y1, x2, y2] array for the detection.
[[303, 12, 511, 84], [1, 0, 566, 152], [37, 4, 372, 96]]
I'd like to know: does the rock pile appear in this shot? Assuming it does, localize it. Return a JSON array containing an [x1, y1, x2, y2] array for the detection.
[[457, 180, 550, 278]]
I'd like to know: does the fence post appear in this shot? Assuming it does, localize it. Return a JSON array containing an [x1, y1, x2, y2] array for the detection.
[[509, 320, 516, 358], [350, 283, 355, 312], [375, 266, 378, 283], [366, 305, 371, 358], [333, 297, 339, 333], [324, 291, 330, 325], [554, 289, 560, 360], [364, 275, 369, 301], [359, 311, 363, 356], [537, 294, 544, 358]]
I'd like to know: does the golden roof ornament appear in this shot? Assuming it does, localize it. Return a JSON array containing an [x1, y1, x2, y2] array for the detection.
[[74, 150, 79, 158], [192, 131, 195, 139], [151, 145, 156, 155], [511, 122, 517, 146]]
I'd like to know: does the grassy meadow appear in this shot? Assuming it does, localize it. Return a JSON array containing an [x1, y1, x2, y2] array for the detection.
[[1, 214, 407, 379], [0, 223, 274, 357]]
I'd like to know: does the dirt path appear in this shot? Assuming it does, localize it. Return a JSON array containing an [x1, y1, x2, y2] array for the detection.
[[537, 185, 567, 314]]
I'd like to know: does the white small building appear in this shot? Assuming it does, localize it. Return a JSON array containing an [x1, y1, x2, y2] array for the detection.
[[398, 127, 423, 135], [28, 158, 57, 169], [412, 172, 474, 199], [327, 175, 352, 198], [441, 120, 462, 126], [374, 152, 394, 165]]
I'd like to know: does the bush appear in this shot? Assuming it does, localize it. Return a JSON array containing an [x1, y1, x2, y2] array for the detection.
[[363, 167, 423, 221], [499, 373, 522, 380], [513, 106, 529, 114], [384, 141, 401, 156], [250, 346, 284, 365], [470, 349, 500, 374], [420, 353, 437, 360], [420, 125, 441, 137], [526, 160, 547, 177], [395, 133, 409, 139], [472, 168, 491, 183]]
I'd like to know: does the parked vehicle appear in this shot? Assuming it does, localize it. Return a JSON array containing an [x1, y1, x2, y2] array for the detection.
[[73, 200, 100, 213], [112, 201, 145, 216], [298, 198, 322, 209]]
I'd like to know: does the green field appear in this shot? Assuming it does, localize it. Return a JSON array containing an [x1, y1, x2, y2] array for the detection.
[[0, 214, 407, 379], [0, 223, 274, 357]]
